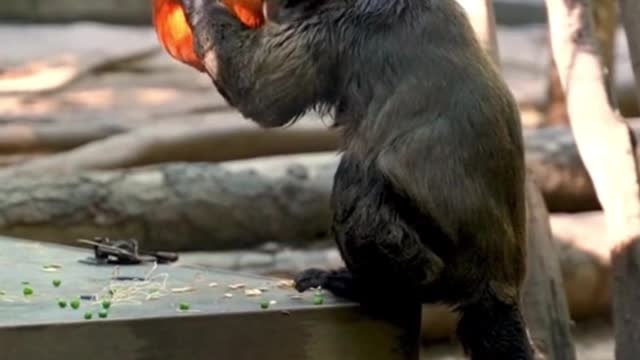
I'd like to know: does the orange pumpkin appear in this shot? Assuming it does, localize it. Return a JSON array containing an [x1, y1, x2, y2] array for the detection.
[[152, 0, 264, 70]]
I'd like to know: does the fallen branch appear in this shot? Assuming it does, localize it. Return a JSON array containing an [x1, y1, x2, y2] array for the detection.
[[0, 120, 339, 176], [0, 122, 129, 154], [0, 48, 158, 96]]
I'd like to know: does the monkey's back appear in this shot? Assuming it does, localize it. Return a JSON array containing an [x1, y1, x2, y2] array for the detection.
[[332, 0, 527, 305]]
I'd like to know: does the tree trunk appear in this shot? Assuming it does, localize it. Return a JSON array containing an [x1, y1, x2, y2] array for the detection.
[[545, 0, 640, 359], [615, 0, 640, 357], [455, 0, 500, 64], [618, 0, 640, 107], [547, 59, 570, 126], [546, 0, 617, 126]]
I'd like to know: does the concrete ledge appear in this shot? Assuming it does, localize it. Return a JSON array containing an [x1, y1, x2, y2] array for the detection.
[[0, 236, 420, 360]]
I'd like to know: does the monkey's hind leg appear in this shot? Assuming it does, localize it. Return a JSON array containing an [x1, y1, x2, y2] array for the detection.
[[456, 289, 535, 360]]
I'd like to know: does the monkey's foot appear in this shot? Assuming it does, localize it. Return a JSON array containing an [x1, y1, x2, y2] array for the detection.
[[294, 268, 328, 292]]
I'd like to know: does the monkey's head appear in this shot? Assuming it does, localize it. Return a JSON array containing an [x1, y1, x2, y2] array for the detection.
[[152, 0, 264, 71]]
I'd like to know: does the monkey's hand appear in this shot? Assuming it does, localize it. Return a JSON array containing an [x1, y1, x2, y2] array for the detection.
[[178, 0, 334, 128], [294, 267, 359, 301], [294, 268, 328, 292], [179, 0, 243, 60]]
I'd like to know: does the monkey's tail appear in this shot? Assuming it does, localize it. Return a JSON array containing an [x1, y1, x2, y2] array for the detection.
[[456, 290, 536, 360]]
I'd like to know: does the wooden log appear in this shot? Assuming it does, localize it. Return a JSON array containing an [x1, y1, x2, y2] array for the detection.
[[521, 175, 577, 360], [3, 118, 640, 213], [0, 0, 151, 25], [0, 157, 335, 251], [7, 114, 640, 216], [525, 119, 639, 212]]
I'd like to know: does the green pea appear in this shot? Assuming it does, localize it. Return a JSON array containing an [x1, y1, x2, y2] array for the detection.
[[84, 312, 93, 320], [70, 299, 81, 309], [23, 286, 34, 296], [101, 299, 111, 309], [260, 300, 270, 309], [179, 302, 190, 311], [98, 309, 108, 318], [58, 299, 67, 308], [52, 279, 62, 288], [313, 294, 324, 305]]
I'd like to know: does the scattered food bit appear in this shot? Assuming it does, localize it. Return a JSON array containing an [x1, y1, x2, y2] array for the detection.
[[269, 300, 277, 306], [244, 288, 262, 297], [0, 290, 6, 296], [52, 279, 62, 288], [42, 264, 62, 272], [313, 294, 324, 306], [147, 290, 162, 300], [208, 282, 219, 288], [289, 294, 302, 300], [223, 293, 233, 299], [84, 312, 93, 320], [101, 299, 112, 309], [98, 264, 171, 306], [23, 286, 33, 296], [171, 286, 196, 294], [276, 280, 294, 288], [58, 299, 67, 308], [280, 310, 291, 316], [228, 283, 246, 290], [179, 302, 190, 311], [70, 299, 81, 310], [98, 309, 109, 318], [21, 281, 30, 285], [80, 295, 97, 301], [259, 286, 269, 292], [260, 300, 270, 309]]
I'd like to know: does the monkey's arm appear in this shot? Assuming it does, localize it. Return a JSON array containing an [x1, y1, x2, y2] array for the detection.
[[181, 0, 334, 127]]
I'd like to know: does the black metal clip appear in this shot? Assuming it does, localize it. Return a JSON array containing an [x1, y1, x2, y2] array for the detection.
[[77, 237, 179, 265]]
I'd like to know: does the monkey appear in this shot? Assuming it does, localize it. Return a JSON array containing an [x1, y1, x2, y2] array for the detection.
[[178, 0, 534, 358]]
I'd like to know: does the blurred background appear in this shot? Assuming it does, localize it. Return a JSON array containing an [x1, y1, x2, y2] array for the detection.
[[1, 0, 637, 359]]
